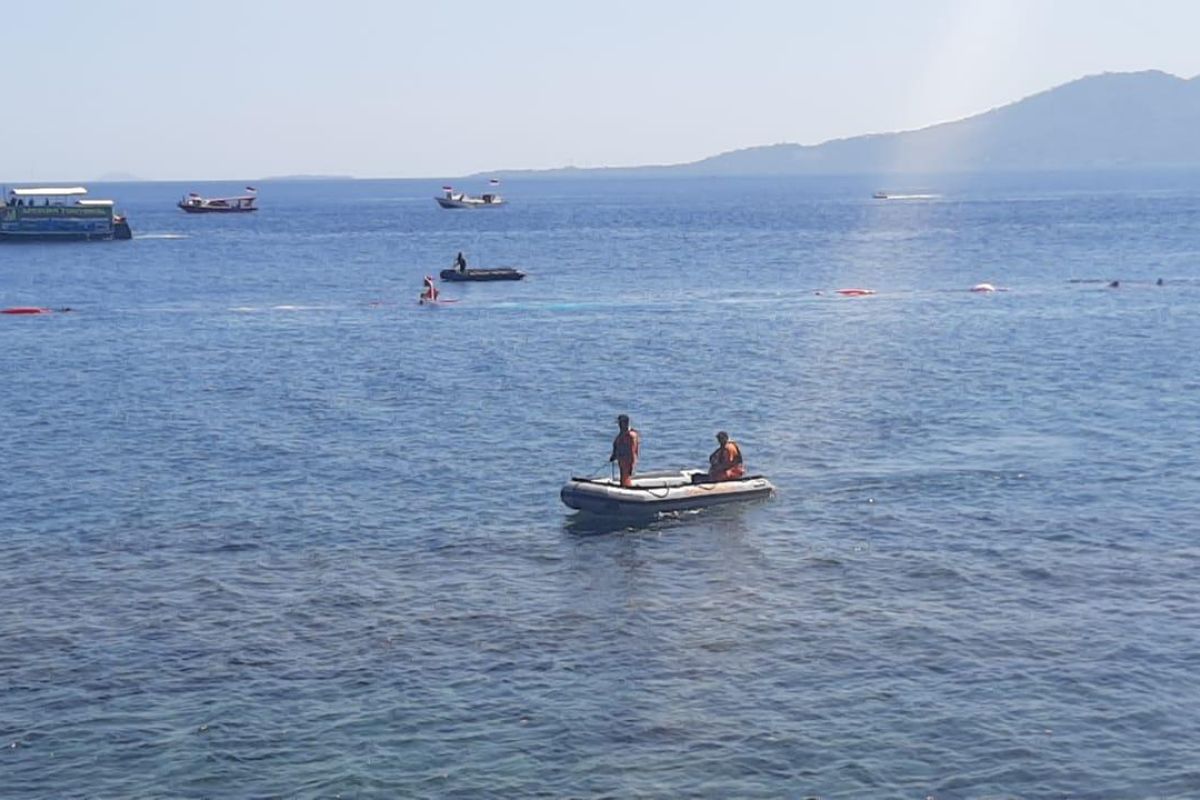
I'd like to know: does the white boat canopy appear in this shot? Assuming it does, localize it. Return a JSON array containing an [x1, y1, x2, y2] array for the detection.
[[10, 187, 89, 197], [76, 199, 114, 206]]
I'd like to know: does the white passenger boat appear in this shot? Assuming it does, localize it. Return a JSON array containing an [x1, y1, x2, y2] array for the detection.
[[435, 182, 505, 209], [560, 469, 775, 515], [2, 187, 131, 241]]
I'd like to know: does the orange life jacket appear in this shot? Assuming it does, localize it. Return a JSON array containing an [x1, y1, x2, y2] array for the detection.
[[710, 441, 744, 480]]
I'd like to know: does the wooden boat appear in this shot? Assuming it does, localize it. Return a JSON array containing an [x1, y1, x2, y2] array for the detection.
[[435, 182, 505, 209], [179, 187, 258, 213], [439, 267, 525, 282]]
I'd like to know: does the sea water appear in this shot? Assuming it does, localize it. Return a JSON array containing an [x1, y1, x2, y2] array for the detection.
[[2, 174, 1199, 798]]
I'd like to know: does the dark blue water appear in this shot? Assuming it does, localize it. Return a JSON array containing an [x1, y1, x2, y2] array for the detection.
[[3, 175, 1200, 799]]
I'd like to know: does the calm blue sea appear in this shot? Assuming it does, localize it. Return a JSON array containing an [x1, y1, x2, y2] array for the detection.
[[2, 174, 1200, 799]]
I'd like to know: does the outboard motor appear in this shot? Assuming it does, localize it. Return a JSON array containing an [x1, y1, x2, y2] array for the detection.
[[113, 215, 132, 240]]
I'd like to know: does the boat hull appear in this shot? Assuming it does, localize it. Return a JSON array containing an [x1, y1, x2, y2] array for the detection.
[[1, 208, 129, 242], [439, 268, 525, 282], [178, 204, 257, 213], [561, 470, 775, 515], [0, 230, 119, 242], [435, 197, 505, 209]]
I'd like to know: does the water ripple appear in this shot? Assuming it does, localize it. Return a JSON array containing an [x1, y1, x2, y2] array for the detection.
[[4, 177, 1200, 797]]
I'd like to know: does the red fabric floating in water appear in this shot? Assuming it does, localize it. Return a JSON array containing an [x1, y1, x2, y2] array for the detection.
[[835, 288, 876, 297], [2, 307, 52, 315]]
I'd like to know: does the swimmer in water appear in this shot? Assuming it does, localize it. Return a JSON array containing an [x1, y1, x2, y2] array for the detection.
[[420, 275, 439, 303]]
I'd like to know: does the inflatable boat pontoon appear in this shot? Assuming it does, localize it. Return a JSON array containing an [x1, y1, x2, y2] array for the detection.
[[560, 469, 775, 515], [439, 267, 525, 282]]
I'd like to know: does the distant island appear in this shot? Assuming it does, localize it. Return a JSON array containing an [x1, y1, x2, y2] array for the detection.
[[479, 70, 1200, 178]]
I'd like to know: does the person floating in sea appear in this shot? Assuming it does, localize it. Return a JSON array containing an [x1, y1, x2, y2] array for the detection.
[[701, 431, 745, 483], [420, 275, 439, 303], [455, 251, 467, 272], [609, 414, 640, 488]]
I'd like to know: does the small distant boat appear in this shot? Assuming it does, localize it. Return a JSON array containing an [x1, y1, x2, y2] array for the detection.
[[179, 187, 258, 213], [2, 186, 131, 241], [435, 181, 505, 209], [836, 288, 876, 297], [561, 469, 775, 516], [872, 191, 940, 200], [439, 267, 525, 282], [970, 283, 997, 293]]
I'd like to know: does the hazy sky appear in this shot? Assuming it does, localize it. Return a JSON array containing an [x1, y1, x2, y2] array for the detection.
[[7, 0, 1200, 181]]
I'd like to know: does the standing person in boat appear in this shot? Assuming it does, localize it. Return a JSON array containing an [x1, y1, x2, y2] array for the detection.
[[420, 275, 439, 303], [704, 431, 745, 482], [609, 414, 640, 488], [454, 251, 467, 273]]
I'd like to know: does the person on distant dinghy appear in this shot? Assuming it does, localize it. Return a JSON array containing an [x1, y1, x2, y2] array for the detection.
[[700, 431, 745, 483], [455, 251, 467, 272], [609, 414, 640, 488]]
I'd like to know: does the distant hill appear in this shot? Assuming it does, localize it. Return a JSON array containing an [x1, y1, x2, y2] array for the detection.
[[484, 70, 1200, 178]]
